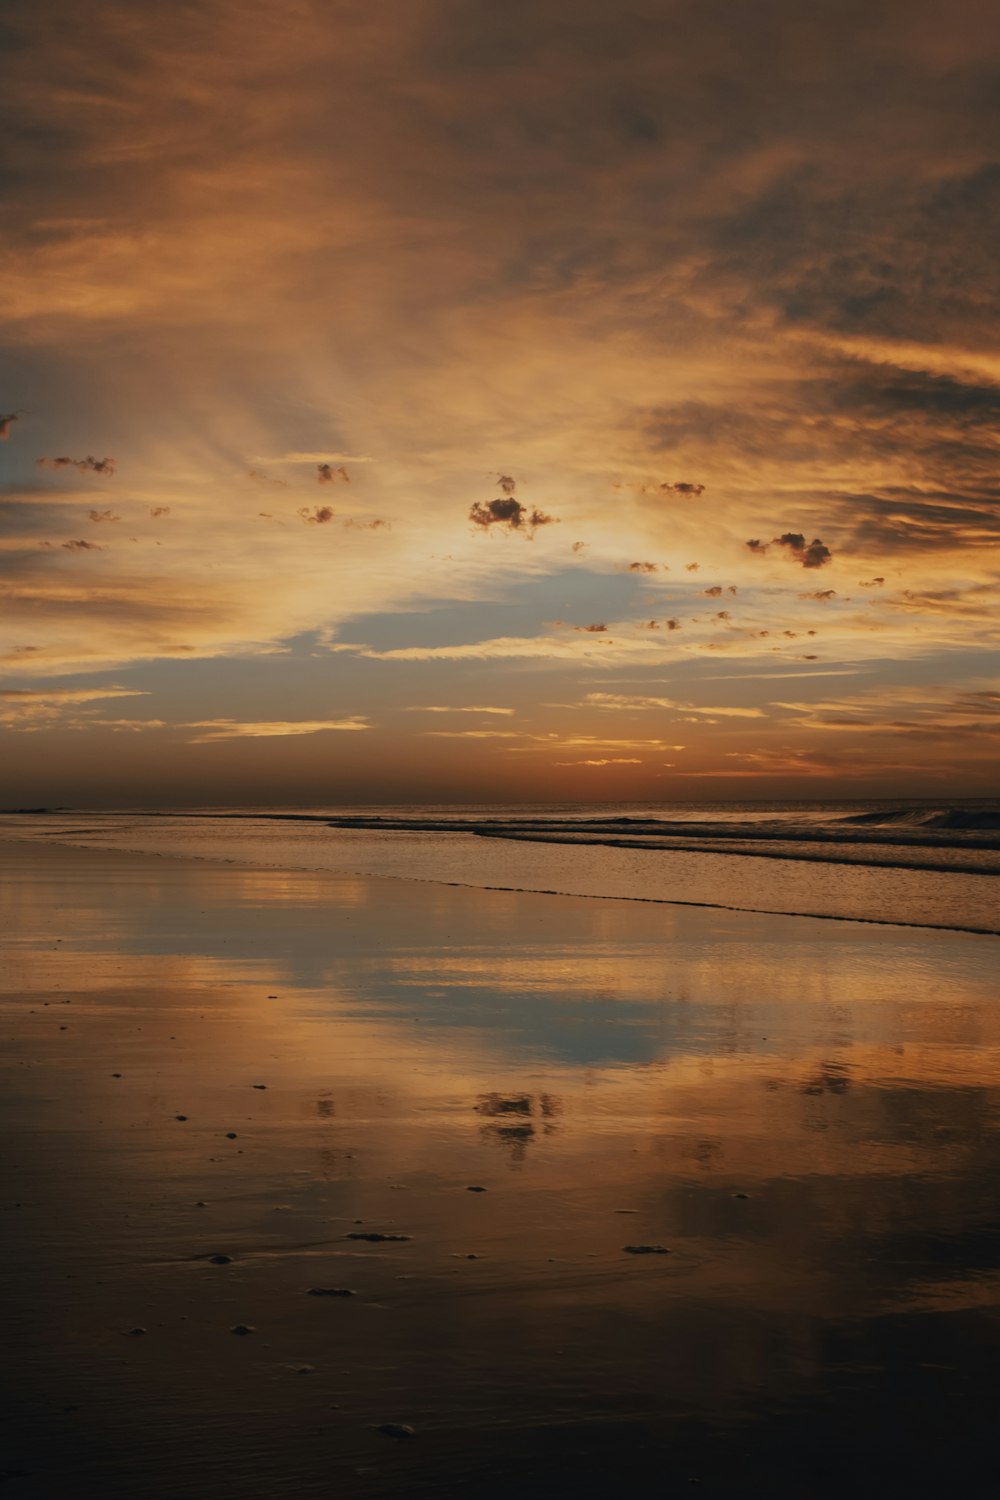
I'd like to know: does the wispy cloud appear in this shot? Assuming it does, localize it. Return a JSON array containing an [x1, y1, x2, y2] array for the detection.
[[406, 705, 516, 715], [0, 686, 148, 728], [253, 453, 374, 466], [184, 717, 370, 743], [555, 757, 643, 766], [37, 456, 117, 476], [582, 692, 766, 718]]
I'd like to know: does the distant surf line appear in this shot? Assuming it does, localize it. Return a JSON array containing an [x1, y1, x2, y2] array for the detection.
[[467, 829, 1000, 878]]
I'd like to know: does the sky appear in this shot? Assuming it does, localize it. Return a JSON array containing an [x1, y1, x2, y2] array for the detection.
[[1, 0, 998, 806]]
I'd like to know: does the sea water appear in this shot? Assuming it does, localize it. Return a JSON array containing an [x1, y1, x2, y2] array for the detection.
[[2, 798, 997, 934]]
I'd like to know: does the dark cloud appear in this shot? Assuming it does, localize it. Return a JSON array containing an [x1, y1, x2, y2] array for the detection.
[[469, 497, 557, 534], [778, 532, 832, 568], [665, 617, 682, 631], [703, 585, 723, 597], [343, 517, 390, 530], [149, 506, 170, 518], [711, 165, 1000, 353], [839, 489, 1000, 554], [471, 496, 521, 526], [685, 562, 699, 571], [61, 539, 102, 551], [575, 623, 608, 632], [747, 532, 833, 567], [571, 540, 586, 552], [248, 468, 288, 488], [645, 350, 1000, 529], [37, 455, 117, 476], [470, 473, 557, 535], [299, 505, 336, 524], [621, 477, 708, 499], [629, 560, 658, 572], [800, 589, 837, 600], [859, 576, 885, 586], [88, 509, 119, 523], [891, 583, 996, 619], [0, 411, 25, 440], [317, 463, 350, 484], [828, 363, 1000, 424]]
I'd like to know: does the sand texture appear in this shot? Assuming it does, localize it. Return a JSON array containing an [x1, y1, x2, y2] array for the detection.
[[2, 840, 999, 1498]]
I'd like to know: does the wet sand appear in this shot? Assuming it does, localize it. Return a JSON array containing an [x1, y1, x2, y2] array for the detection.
[[2, 839, 1000, 1498]]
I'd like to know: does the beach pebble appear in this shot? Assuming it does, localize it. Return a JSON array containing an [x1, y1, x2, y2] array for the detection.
[[195, 1201, 208, 1207], [466, 1185, 487, 1193], [252, 1084, 267, 1090], [112, 1073, 122, 1078], [732, 1192, 751, 1200], [175, 1114, 188, 1122], [125, 1327, 147, 1336], [230, 1324, 254, 1336], [307, 1287, 355, 1297], [208, 1254, 232, 1265], [375, 1423, 416, 1439], [623, 1244, 671, 1255], [225, 1132, 238, 1139], [347, 1232, 411, 1243]]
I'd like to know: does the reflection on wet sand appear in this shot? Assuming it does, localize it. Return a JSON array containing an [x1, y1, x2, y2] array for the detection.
[[2, 841, 999, 1498]]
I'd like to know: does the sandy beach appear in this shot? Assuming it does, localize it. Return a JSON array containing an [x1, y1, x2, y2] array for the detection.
[[3, 837, 999, 1497]]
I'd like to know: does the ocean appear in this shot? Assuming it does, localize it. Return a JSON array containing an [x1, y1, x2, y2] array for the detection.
[[2, 798, 998, 935]]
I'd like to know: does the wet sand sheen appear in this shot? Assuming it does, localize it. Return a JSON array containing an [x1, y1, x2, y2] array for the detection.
[[2, 840, 1000, 1498]]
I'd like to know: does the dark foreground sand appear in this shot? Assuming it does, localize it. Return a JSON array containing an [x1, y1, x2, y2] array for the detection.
[[2, 840, 999, 1498]]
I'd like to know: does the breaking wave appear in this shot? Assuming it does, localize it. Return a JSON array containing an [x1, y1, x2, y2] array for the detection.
[[322, 808, 1000, 869]]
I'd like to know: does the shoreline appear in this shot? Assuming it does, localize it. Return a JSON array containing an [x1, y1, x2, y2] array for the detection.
[[1, 830, 996, 940]]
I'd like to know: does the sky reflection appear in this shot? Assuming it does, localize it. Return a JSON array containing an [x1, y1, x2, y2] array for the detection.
[[3, 841, 999, 1496]]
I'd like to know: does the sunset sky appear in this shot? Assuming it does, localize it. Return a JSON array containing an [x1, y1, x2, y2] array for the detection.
[[1, 0, 998, 805]]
